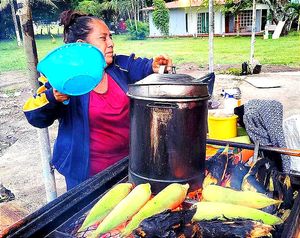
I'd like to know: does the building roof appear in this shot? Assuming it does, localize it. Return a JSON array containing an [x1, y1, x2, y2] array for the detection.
[[142, 0, 226, 11]]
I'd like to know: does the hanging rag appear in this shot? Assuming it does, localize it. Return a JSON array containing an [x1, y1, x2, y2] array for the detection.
[[242, 99, 290, 173]]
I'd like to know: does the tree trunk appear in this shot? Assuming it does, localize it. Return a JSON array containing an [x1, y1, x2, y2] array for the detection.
[[10, 0, 22, 46], [298, 14, 300, 31], [16, 0, 57, 202], [127, 10, 133, 28], [137, 0, 140, 22], [131, 0, 138, 31], [250, 0, 256, 67], [208, 0, 214, 73], [281, 20, 291, 35]]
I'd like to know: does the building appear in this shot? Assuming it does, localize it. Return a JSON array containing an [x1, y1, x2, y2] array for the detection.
[[142, 0, 270, 37]]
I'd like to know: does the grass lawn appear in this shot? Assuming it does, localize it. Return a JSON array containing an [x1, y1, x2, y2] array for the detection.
[[0, 32, 299, 72]]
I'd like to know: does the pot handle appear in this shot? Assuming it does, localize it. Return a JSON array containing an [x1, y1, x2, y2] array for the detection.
[[158, 65, 176, 74], [147, 102, 179, 109]]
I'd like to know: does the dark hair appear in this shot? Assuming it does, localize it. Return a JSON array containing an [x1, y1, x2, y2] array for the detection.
[[59, 10, 98, 43]]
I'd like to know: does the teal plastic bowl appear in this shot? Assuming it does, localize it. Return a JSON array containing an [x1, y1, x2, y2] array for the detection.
[[37, 43, 106, 96]]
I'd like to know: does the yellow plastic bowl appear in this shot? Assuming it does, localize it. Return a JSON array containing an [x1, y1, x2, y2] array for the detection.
[[208, 114, 238, 140]]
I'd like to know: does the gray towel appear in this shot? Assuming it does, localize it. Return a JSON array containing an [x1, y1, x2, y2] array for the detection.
[[243, 99, 290, 173]]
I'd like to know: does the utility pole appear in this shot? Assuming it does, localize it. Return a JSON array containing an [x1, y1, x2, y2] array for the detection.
[[250, 0, 257, 67], [208, 0, 214, 73], [16, 0, 57, 202]]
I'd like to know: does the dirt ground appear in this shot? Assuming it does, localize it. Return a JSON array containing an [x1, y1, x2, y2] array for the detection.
[[0, 64, 300, 232]]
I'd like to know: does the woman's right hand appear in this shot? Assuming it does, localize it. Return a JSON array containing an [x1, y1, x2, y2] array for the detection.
[[53, 88, 69, 103]]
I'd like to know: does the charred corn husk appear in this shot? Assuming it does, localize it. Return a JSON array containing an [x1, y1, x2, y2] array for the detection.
[[122, 183, 189, 237], [90, 183, 151, 237], [78, 183, 133, 232], [134, 209, 272, 238], [134, 209, 196, 238], [203, 145, 229, 187], [241, 159, 270, 194], [202, 185, 281, 209], [193, 202, 283, 225], [221, 157, 250, 190]]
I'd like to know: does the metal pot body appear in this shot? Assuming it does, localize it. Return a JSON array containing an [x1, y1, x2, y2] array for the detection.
[[128, 96, 208, 193]]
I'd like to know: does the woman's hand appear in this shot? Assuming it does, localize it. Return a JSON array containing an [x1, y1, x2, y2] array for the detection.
[[152, 55, 173, 73], [53, 89, 69, 103]]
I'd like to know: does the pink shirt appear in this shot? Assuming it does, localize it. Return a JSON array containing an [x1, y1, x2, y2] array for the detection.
[[89, 74, 130, 176]]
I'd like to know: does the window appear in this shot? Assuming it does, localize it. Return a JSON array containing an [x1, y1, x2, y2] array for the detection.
[[238, 10, 252, 28], [186, 13, 188, 32], [197, 13, 209, 34]]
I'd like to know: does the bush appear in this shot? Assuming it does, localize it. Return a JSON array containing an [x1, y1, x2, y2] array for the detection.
[[219, 67, 242, 76], [126, 20, 149, 40]]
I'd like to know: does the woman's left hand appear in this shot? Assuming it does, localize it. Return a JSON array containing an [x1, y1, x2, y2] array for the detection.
[[152, 55, 173, 73]]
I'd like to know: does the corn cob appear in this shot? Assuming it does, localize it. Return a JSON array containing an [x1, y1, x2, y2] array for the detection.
[[121, 183, 189, 237], [78, 183, 133, 232], [202, 185, 281, 209], [192, 202, 283, 226], [90, 183, 152, 237]]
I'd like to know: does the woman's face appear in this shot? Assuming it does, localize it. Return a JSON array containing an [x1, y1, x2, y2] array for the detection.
[[85, 19, 114, 65]]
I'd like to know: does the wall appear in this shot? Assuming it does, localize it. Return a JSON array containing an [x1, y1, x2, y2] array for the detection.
[[169, 9, 187, 36], [149, 13, 162, 37]]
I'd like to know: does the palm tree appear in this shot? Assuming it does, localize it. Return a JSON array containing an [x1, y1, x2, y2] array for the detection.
[[285, 2, 300, 31], [261, 0, 295, 35]]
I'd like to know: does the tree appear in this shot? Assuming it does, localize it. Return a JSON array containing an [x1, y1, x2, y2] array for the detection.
[[152, 0, 169, 36], [261, 0, 296, 35], [16, 0, 57, 202], [222, 0, 252, 36]]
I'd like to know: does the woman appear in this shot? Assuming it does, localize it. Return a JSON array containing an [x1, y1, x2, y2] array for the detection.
[[23, 10, 172, 190]]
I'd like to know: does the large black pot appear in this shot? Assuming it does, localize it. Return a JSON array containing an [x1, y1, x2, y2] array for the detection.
[[128, 73, 211, 193]]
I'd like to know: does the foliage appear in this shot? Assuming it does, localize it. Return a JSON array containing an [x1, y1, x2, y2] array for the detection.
[[126, 20, 149, 40], [31, 1, 70, 23], [197, 0, 223, 8], [0, 0, 70, 40], [222, 0, 252, 15], [75, 0, 102, 18], [152, 0, 169, 36], [285, 2, 300, 30], [0, 5, 15, 40]]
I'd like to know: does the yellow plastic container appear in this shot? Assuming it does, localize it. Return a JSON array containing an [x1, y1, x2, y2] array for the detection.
[[208, 114, 238, 140]]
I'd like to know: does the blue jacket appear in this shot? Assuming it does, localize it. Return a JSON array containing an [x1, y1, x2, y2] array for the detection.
[[23, 54, 153, 188]]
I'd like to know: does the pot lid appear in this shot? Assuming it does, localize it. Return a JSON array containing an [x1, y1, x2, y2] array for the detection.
[[128, 73, 210, 99]]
